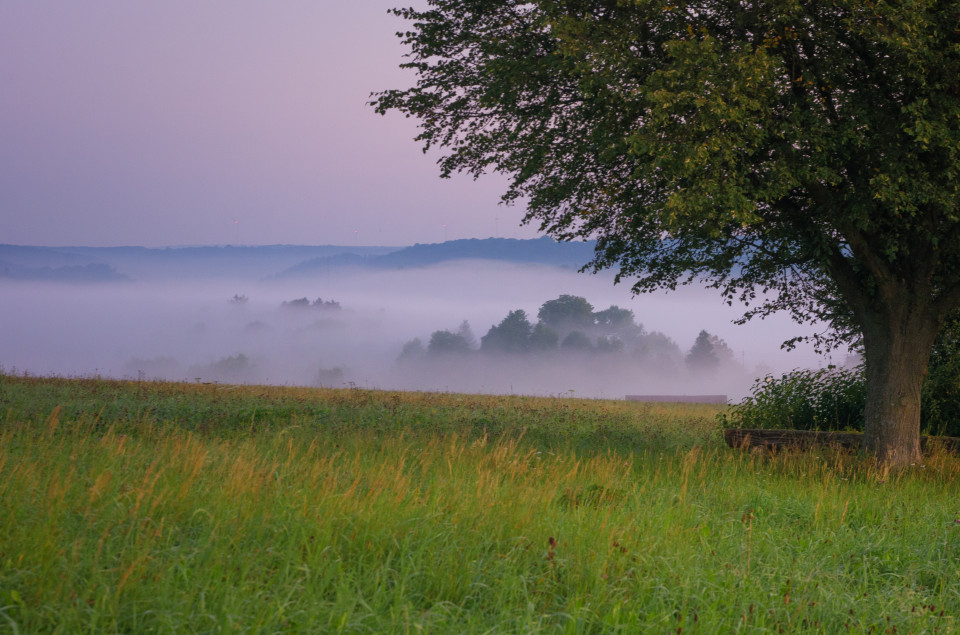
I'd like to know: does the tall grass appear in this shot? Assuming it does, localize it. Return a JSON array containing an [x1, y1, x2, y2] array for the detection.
[[2, 375, 959, 632]]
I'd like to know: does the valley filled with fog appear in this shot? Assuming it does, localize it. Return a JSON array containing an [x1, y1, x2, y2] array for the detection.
[[1, 246, 841, 401]]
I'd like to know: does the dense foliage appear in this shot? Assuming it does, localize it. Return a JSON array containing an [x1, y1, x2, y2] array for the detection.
[[922, 313, 960, 436], [722, 366, 867, 432], [726, 315, 960, 436]]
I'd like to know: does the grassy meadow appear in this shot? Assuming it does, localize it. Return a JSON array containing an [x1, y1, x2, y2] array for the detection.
[[2, 374, 960, 633]]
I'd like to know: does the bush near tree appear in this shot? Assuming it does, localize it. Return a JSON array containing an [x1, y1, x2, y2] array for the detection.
[[727, 317, 960, 437], [723, 366, 867, 433]]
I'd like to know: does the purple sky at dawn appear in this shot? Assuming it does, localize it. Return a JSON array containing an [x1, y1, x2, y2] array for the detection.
[[0, 2, 541, 247]]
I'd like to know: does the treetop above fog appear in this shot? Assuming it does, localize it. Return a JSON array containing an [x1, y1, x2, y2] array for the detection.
[[402, 294, 739, 379], [538, 294, 596, 332]]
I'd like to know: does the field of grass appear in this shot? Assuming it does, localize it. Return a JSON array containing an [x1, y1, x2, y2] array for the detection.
[[2, 374, 960, 633]]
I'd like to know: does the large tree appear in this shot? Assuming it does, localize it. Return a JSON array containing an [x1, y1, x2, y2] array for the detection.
[[374, 0, 960, 466], [481, 309, 534, 353], [538, 294, 596, 333]]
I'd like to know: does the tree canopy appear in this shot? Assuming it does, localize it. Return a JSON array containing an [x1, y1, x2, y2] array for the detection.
[[428, 329, 472, 356], [686, 329, 735, 373], [481, 309, 534, 353], [538, 294, 596, 333], [374, 0, 960, 465]]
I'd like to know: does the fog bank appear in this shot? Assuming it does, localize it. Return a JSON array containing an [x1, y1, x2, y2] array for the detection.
[[0, 261, 836, 400]]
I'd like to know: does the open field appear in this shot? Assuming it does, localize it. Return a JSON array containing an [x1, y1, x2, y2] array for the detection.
[[2, 375, 960, 632]]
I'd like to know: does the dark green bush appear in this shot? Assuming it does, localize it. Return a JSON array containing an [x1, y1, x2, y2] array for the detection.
[[922, 370, 960, 437], [721, 366, 866, 432], [921, 314, 960, 437], [724, 314, 960, 436]]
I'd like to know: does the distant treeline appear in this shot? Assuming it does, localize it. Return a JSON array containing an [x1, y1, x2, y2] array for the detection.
[[399, 294, 739, 376]]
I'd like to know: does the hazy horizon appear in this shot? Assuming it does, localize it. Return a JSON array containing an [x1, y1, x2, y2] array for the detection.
[[0, 257, 839, 401]]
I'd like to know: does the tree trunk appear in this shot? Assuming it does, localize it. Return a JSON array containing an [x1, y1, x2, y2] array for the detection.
[[860, 306, 938, 467]]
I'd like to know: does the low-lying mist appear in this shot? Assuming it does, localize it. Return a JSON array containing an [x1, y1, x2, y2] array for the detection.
[[1, 261, 837, 400]]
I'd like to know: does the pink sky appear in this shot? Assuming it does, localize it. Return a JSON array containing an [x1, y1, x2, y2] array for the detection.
[[0, 2, 541, 247]]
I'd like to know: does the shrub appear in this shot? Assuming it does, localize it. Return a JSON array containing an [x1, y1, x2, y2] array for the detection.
[[724, 342, 960, 436], [922, 314, 960, 437], [721, 366, 866, 432], [922, 369, 960, 437]]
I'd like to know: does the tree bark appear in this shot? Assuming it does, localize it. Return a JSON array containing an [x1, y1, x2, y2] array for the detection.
[[860, 305, 938, 467]]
